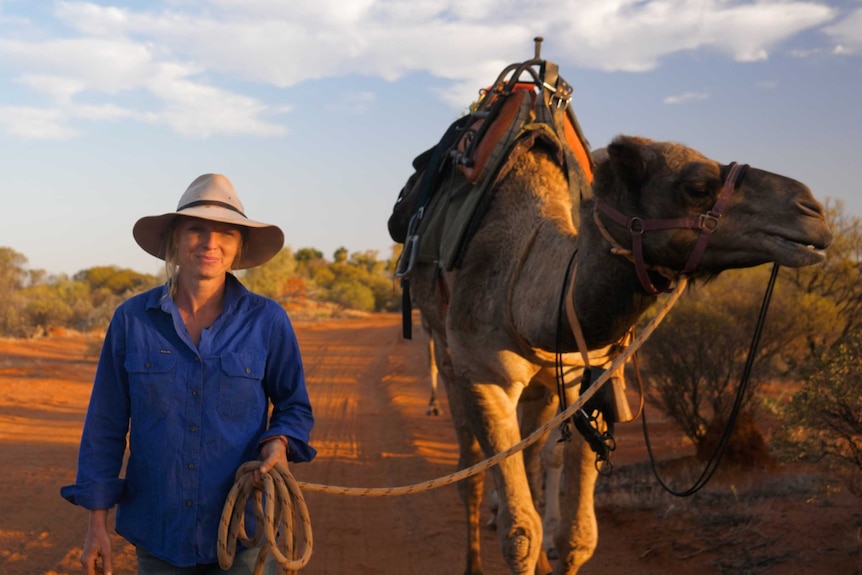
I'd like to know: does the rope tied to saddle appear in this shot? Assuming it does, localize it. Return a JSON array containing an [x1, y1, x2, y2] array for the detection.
[[218, 461, 313, 575]]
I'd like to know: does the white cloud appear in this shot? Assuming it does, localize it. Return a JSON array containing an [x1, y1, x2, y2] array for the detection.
[[0, 106, 78, 139], [824, 8, 862, 54], [332, 91, 376, 114], [69, 102, 137, 120], [17, 74, 85, 102], [663, 91, 710, 105], [0, 1, 846, 139]]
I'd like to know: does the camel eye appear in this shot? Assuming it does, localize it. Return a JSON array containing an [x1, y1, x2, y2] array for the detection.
[[684, 182, 712, 201]]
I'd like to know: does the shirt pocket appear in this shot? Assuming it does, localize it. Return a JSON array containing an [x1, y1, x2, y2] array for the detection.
[[125, 352, 177, 418], [217, 353, 266, 421]]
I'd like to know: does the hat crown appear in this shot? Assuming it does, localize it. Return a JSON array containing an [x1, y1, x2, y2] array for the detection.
[[177, 173, 246, 216]]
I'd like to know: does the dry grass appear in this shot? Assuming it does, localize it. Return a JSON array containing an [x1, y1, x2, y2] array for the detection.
[[592, 458, 857, 574]]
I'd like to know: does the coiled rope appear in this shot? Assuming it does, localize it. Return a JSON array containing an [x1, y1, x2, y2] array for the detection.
[[218, 278, 687, 572], [218, 461, 313, 574]]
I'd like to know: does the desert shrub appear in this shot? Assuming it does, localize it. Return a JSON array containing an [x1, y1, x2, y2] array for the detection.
[[782, 201, 862, 347], [0, 247, 29, 336], [774, 325, 862, 496], [241, 248, 298, 300], [73, 266, 160, 296], [640, 269, 780, 446], [22, 280, 92, 333], [328, 281, 375, 312]]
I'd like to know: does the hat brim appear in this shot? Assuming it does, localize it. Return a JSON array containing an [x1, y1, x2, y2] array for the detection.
[[133, 204, 284, 270]]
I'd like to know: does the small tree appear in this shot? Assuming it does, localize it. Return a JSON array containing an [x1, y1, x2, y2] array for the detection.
[[328, 281, 375, 312], [639, 265, 838, 459], [783, 200, 862, 347], [333, 246, 348, 264], [775, 325, 862, 496], [73, 266, 159, 296], [0, 247, 29, 335], [241, 248, 297, 300]]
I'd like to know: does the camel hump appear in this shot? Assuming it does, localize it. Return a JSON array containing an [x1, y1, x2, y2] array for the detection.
[[388, 45, 595, 273]]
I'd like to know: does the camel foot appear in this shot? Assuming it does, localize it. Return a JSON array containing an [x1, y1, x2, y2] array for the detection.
[[535, 548, 553, 575]]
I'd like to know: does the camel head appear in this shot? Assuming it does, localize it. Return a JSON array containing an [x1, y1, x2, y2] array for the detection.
[[590, 135, 833, 282]]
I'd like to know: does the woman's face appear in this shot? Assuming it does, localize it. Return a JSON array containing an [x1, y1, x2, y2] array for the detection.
[[174, 217, 243, 281]]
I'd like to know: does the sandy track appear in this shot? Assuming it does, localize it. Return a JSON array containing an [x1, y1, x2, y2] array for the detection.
[[1, 314, 859, 574]]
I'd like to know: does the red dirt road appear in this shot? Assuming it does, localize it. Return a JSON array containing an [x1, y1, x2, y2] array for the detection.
[[1, 314, 860, 574]]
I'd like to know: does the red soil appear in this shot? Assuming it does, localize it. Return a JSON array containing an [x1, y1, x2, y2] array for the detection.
[[0, 313, 859, 574]]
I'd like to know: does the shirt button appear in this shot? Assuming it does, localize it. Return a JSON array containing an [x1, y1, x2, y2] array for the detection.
[[145, 362, 152, 369], [192, 390, 199, 397], [186, 500, 193, 507], [189, 426, 197, 432], [188, 463, 195, 470], [245, 367, 251, 374]]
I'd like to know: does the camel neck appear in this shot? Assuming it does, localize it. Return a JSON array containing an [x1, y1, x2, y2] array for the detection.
[[571, 206, 657, 347]]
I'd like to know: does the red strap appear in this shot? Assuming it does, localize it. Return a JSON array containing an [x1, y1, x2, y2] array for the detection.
[[682, 162, 745, 274]]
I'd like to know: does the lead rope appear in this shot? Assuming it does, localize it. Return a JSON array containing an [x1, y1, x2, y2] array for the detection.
[[295, 277, 689, 498], [639, 263, 780, 496], [217, 279, 689, 573], [218, 461, 313, 575]]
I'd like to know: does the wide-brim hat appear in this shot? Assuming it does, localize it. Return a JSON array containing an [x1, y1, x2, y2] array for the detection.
[[133, 173, 284, 270]]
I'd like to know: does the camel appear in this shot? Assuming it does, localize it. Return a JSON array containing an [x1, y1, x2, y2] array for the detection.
[[406, 134, 833, 574], [420, 313, 441, 416]]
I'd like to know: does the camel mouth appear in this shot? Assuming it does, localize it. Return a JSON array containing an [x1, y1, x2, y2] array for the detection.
[[768, 234, 828, 267]]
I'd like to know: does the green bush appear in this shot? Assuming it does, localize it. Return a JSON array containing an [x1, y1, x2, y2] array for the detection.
[[775, 325, 862, 495], [328, 281, 375, 312]]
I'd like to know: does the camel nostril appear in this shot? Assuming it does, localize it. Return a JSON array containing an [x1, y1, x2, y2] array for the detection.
[[796, 198, 825, 219]]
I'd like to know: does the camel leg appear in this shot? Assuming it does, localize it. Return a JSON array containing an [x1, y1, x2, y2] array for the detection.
[[426, 335, 440, 416], [552, 422, 602, 575], [518, 384, 557, 506], [458, 440, 486, 575], [540, 428, 564, 560], [421, 317, 441, 416], [463, 379, 544, 575], [517, 383, 560, 568], [434, 340, 486, 574]]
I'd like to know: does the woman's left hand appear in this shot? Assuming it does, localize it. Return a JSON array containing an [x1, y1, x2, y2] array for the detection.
[[255, 436, 288, 486]]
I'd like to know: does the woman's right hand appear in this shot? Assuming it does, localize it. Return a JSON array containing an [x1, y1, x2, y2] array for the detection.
[[81, 509, 113, 575]]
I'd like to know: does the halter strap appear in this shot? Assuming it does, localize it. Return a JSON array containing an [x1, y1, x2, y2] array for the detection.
[[595, 162, 748, 295]]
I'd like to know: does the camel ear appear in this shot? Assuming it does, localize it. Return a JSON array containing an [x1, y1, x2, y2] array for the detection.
[[590, 147, 609, 164], [606, 136, 649, 189]]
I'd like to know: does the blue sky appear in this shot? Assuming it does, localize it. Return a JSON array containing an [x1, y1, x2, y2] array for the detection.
[[0, 0, 859, 277]]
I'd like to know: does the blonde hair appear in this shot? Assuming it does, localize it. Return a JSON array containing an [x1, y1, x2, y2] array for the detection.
[[162, 216, 248, 298]]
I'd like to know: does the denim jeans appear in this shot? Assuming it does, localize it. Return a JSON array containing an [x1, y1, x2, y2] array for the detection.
[[135, 546, 275, 575]]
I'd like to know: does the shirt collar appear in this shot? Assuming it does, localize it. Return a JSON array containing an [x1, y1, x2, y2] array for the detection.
[[145, 272, 249, 313]]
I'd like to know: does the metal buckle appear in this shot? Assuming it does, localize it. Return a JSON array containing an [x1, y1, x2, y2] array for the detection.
[[395, 209, 424, 278], [698, 213, 720, 231], [628, 216, 645, 235], [395, 234, 419, 278]]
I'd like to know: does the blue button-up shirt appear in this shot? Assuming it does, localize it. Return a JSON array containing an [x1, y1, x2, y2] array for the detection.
[[61, 274, 315, 566]]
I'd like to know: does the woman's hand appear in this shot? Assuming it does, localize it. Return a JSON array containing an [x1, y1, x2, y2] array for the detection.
[[255, 435, 289, 485], [81, 509, 113, 575]]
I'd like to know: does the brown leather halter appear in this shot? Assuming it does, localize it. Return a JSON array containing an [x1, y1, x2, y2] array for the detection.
[[594, 162, 748, 295]]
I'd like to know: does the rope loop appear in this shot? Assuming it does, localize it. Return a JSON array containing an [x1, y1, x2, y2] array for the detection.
[[219, 461, 313, 574]]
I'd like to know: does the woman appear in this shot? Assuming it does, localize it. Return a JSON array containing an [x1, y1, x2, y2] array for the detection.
[[61, 173, 315, 575]]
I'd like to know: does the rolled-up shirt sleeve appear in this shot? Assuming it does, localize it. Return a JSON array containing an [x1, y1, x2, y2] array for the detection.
[[260, 307, 316, 463], [61, 313, 130, 509]]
